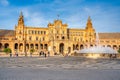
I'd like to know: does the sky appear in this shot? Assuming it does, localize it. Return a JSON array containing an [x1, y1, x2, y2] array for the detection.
[[0, 0, 120, 32]]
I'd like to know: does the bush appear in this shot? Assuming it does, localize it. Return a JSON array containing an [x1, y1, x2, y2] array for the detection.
[[3, 48, 12, 54], [118, 49, 120, 53], [30, 48, 35, 54]]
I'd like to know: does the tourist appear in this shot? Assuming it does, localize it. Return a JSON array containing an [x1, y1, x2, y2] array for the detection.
[[16, 52, 18, 57], [10, 53, 12, 57], [109, 54, 112, 59], [44, 51, 47, 58], [48, 51, 50, 57], [39, 51, 42, 56]]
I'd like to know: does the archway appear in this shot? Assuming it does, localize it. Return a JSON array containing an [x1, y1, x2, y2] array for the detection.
[[4, 43, 9, 48], [30, 44, 34, 49], [113, 45, 117, 49], [19, 43, 23, 52], [40, 44, 43, 49], [80, 44, 84, 49], [35, 44, 38, 49], [59, 43, 64, 54], [68, 47, 71, 53], [44, 44, 48, 50], [73, 44, 75, 50], [26, 44, 29, 51], [14, 43, 18, 49], [90, 44, 93, 47], [0, 43, 2, 49], [76, 44, 79, 50]]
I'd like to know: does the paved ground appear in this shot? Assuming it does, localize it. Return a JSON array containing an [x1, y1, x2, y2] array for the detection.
[[0, 56, 120, 80]]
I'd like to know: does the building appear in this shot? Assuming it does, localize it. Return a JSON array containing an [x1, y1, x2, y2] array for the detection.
[[0, 12, 120, 56]]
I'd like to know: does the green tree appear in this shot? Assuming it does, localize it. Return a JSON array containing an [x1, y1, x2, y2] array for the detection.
[[30, 48, 35, 56], [118, 49, 120, 53], [3, 48, 12, 54]]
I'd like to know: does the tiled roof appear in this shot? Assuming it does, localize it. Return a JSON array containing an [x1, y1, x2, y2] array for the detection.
[[98, 33, 120, 39], [0, 29, 15, 36]]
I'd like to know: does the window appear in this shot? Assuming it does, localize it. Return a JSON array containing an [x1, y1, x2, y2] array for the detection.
[[35, 31, 37, 34], [32, 30, 34, 34], [62, 36, 65, 40], [43, 37, 45, 41], [29, 36, 32, 40], [36, 37, 38, 41], [44, 31, 46, 34], [57, 36, 59, 39], [41, 31, 43, 34]]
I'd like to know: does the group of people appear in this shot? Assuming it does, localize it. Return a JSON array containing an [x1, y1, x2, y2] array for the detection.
[[109, 54, 117, 59], [10, 52, 18, 57], [39, 50, 50, 58], [9, 50, 50, 58]]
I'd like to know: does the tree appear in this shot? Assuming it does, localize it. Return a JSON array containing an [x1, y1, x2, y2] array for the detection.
[[30, 48, 35, 56], [3, 48, 12, 54], [118, 49, 120, 53]]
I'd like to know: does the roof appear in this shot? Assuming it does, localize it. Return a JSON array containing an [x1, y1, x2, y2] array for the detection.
[[0, 29, 15, 36], [98, 33, 120, 39]]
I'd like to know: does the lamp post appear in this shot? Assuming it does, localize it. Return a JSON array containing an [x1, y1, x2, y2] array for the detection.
[[24, 28, 27, 57]]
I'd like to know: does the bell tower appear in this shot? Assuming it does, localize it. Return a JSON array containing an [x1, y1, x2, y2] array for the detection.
[[85, 16, 96, 46], [15, 12, 25, 41], [18, 12, 24, 28], [86, 16, 93, 29]]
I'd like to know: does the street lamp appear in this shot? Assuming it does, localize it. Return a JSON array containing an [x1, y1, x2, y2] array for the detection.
[[24, 28, 27, 57]]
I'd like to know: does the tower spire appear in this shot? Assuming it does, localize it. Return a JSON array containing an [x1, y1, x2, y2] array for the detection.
[[86, 16, 93, 29], [87, 16, 91, 23], [18, 11, 24, 26], [19, 11, 23, 18]]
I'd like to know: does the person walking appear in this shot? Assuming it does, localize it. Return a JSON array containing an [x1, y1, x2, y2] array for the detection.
[[44, 51, 47, 58], [48, 51, 50, 57]]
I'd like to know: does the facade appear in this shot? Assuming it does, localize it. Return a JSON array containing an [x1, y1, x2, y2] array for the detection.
[[0, 12, 120, 56]]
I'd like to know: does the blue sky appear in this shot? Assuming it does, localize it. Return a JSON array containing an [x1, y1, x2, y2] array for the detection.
[[0, 0, 120, 32]]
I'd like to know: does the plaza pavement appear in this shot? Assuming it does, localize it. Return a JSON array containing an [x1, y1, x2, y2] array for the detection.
[[0, 56, 120, 80]]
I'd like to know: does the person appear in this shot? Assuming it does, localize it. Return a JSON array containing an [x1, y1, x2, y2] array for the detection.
[[10, 53, 12, 57], [16, 52, 18, 57], [48, 51, 50, 57], [44, 51, 47, 58], [30, 52, 32, 57], [39, 51, 42, 56], [109, 54, 112, 59]]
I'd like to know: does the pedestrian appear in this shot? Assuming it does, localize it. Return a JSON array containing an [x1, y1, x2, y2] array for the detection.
[[39, 51, 42, 56], [30, 52, 32, 57], [16, 52, 18, 57], [109, 54, 112, 59], [10, 53, 12, 57], [44, 51, 47, 58], [48, 51, 50, 57]]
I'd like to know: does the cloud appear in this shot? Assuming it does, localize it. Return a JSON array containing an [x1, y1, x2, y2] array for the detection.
[[21, 8, 47, 27], [0, 0, 9, 6]]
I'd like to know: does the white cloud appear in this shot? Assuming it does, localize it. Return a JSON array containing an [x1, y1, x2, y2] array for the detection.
[[22, 9, 47, 27], [0, 0, 9, 6]]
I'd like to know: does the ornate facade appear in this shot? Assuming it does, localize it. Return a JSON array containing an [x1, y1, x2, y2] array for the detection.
[[0, 12, 120, 56]]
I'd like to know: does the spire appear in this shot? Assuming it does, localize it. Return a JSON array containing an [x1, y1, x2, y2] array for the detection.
[[19, 11, 23, 18], [86, 16, 93, 29], [87, 16, 91, 23], [18, 11, 24, 26]]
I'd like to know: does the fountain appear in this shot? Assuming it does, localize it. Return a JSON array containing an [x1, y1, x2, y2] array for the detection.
[[75, 33, 118, 58]]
